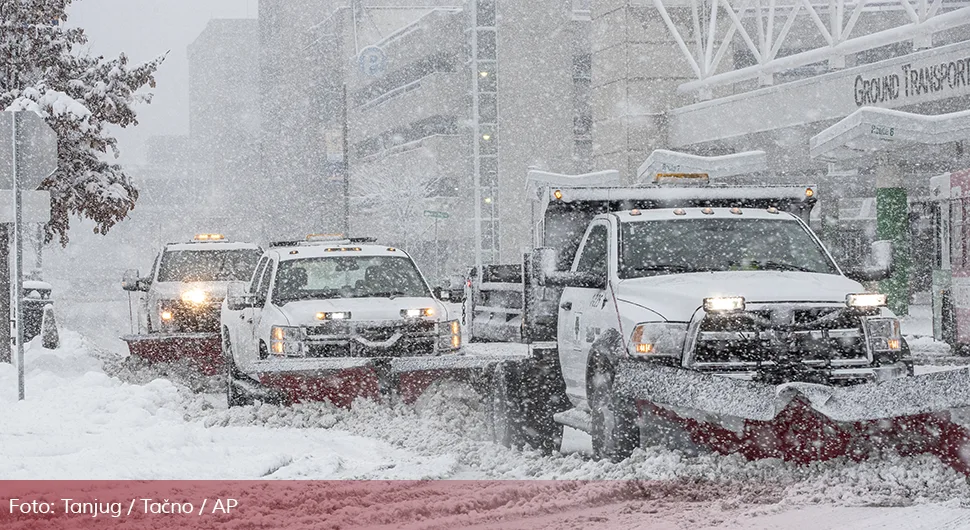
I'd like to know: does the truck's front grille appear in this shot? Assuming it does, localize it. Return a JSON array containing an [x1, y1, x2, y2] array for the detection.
[[304, 320, 438, 358], [692, 305, 870, 366], [167, 302, 221, 332]]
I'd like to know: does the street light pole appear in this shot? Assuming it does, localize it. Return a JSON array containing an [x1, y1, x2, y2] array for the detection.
[[471, 0, 483, 285]]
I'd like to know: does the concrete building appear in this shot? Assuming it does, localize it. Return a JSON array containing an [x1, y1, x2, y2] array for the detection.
[[256, 1, 335, 242], [187, 18, 263, 241], [253, 0, 593, 281]]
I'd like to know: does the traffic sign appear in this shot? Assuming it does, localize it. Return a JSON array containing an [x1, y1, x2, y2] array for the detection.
[[424, 210, 450, 219], [0, 111, 58, 189], [358, 46, 387, 77]]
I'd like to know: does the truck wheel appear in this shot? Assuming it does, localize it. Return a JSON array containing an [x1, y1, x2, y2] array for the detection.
[[223, 334, 253, 408], [589, 355, 639, 462]]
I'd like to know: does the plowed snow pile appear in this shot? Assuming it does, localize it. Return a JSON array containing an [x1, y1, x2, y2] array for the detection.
[[2, 330, 969, 517]]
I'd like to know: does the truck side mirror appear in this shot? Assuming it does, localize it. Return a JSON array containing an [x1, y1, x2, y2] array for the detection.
[[226, 281, 254, 310], [844, 240, 894, 282], [122, 269, 148, 292], [432, 286, 451, 301]]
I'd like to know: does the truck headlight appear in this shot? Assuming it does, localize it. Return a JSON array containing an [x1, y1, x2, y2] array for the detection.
[[180, 288, 209, 306], [437, 320, 461, 351], [703, 296, 745, 312], [865, 317, 902, 352], [847, 293, 887, 308], [271, 326, 304, 357], [630, 323, 687, 360]]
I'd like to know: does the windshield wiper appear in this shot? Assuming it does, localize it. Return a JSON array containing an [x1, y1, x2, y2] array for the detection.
[[627, 264, 698, 274], [754, 260, 817, 273]]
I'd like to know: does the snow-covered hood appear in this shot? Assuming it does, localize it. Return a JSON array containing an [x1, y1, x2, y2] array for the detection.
[[616, 271, 864, 322], [149, 281, 231, 302], [279, 297, 449, 326]]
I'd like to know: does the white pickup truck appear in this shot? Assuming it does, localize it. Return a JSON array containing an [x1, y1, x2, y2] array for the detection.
[[463, 173, 913, 461], [121, 234, 262, 374], [219, 235, 466, 407]]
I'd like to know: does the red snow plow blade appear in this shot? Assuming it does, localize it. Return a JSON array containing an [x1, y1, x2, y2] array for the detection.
[[616, 361, 970, 475], [251, 354, 523, 407], [122, 333, 223, 375], [258, 368, 470, 407]]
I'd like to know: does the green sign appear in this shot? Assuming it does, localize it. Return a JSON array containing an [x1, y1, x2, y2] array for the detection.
[[424, 210, 450, 219]]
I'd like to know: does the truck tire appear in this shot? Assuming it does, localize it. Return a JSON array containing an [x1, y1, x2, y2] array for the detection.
[[223, 333, 253, 408], [485, 356, 566, 453], [588, 354, 639, 462], [486, 363, 518, 448]]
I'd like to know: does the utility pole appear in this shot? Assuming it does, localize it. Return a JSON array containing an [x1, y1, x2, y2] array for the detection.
[[342, 84, 350, 235]]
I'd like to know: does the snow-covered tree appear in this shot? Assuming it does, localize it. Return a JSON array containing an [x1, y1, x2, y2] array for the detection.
[[1, 0, 164, 244]]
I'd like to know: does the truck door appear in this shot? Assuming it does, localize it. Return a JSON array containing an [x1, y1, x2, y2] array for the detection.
[[240, 259, 274, 364], [558, 221, 610, 404]]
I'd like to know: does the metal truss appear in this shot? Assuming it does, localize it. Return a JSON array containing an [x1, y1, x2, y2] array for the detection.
[[652, 0, 970, 96]]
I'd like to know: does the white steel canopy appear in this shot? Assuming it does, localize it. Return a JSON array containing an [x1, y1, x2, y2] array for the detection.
[[810, 106, 970, 161]]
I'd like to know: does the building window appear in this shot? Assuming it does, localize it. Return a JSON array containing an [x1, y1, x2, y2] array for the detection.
[[480, 156, 498, 187], [478, 61, 497, 92], [477, 0, 496, 27], [478, 30, 496, 60], [479, 126, 497, 155], [573, 53, 591, 81], [573, 115, 592, 136], [479, 93, 498, 123]]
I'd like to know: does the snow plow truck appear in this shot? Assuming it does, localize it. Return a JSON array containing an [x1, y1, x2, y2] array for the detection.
[[121, 234, 263, 375], [218, 234, 531, 410], [461, 169, 970, 475]]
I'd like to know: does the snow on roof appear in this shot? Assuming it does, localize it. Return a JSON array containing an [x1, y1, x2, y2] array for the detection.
[[549, 185, 815, 204], [165, 241, 260, 252], [525, 169, 621, 200], [811, 106, 970, 162], [274, 243, 407, 261], [636, 149, 768, 183]]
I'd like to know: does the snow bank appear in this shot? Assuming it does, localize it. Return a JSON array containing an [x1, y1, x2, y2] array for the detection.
[[0, 330, 454, 480]]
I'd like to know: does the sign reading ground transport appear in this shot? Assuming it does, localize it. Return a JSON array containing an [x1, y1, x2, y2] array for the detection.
[[854, 52, 970, 107], [670, 40, 970, 148]]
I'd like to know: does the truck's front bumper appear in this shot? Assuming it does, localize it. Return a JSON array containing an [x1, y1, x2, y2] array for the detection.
[[121, 333, 222, 375]]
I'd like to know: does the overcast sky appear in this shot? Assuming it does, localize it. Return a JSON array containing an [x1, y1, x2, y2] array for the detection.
[[67, 0, 259, 164]]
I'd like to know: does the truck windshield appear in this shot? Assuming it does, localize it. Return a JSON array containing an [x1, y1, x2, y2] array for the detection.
[[157, 249, 262, 282], [273, 256, 430, 304], [619, 218, 839, 279]]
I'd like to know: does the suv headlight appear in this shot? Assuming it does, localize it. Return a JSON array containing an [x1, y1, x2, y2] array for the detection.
[[437, 320, 461, 351], [180, 288, 209, 306], [865, 317, 902, 353], [629, 322, 687, 360], [271, 326, 304, 357]]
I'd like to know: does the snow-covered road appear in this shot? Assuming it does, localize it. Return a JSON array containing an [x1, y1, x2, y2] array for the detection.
[[3, 321, 970, 528]]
